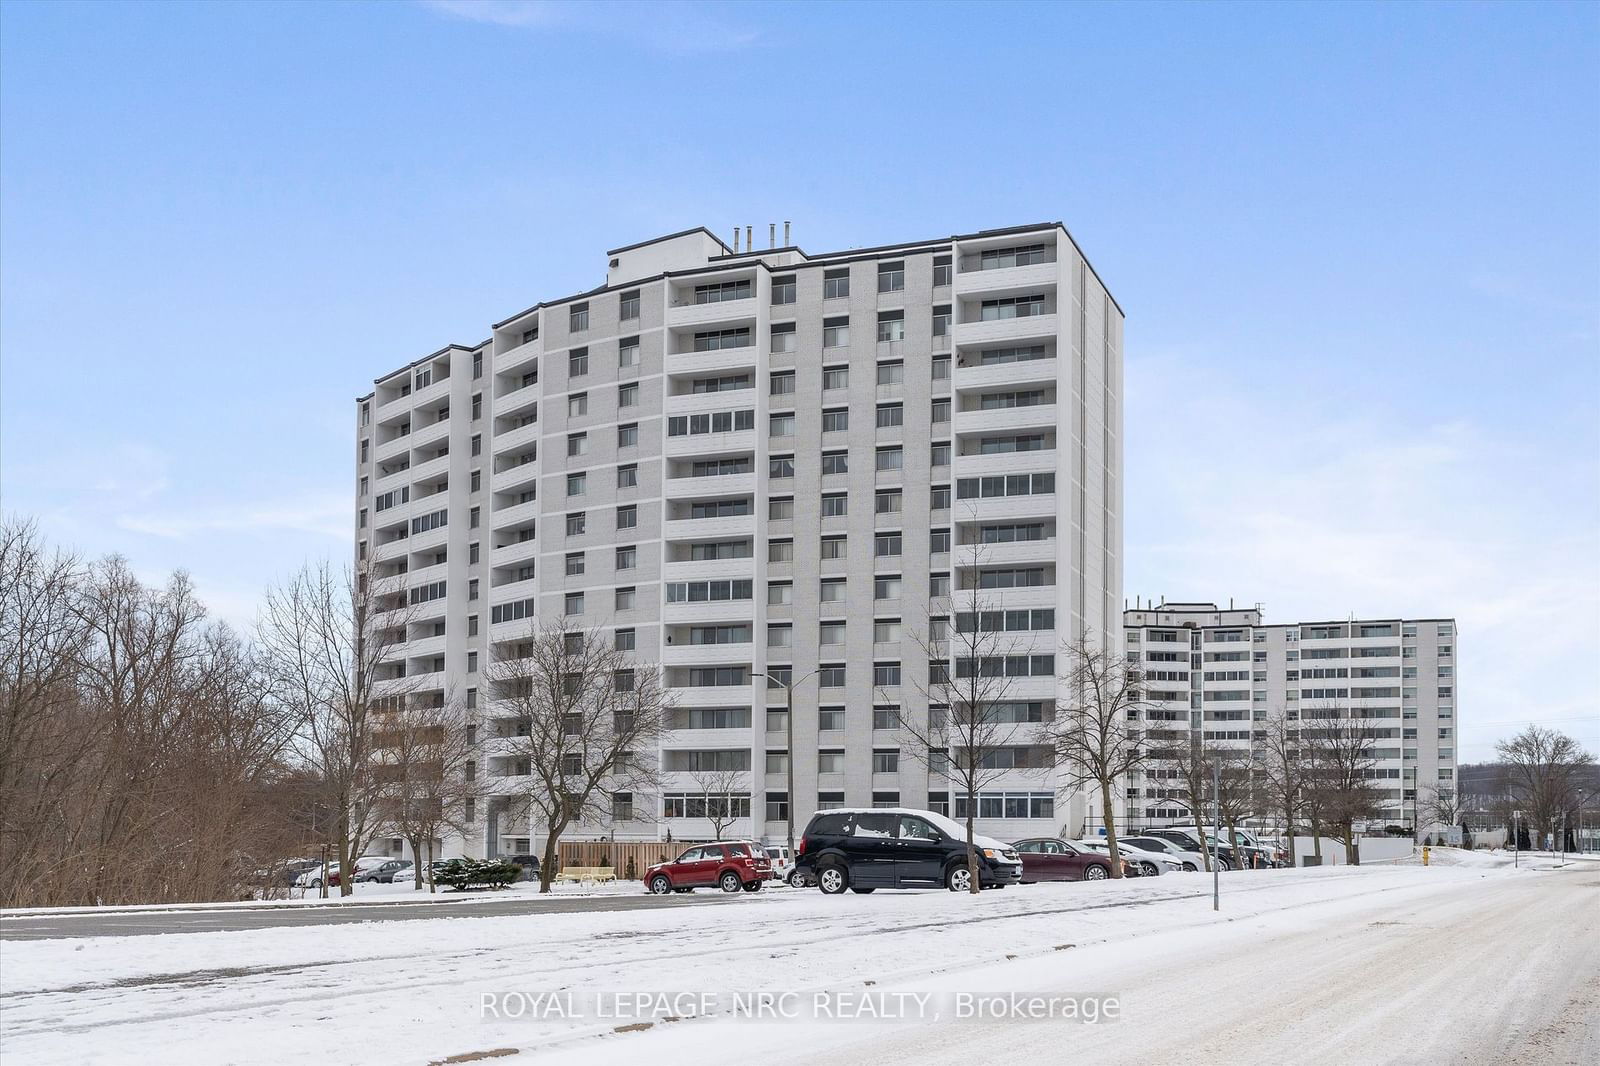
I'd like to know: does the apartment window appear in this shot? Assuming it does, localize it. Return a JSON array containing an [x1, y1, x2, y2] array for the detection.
[[930, 573, 950, 597], [768, 582, 792, 605], [617, 382, 639, 409], [933, 256, 952, 287], [877, 261, 905, 293], [770, 413, 796, 437], [694, 279, 751, 304], [567, 472, 586, 496], [871, 749, 900, 774], [619, 290, 640, 320], [820, 622, 845, 646], [769, 370, 797, 398], [875, 489, 902, 514], [565, 552, 585, 576], [768, 624, 792, 648], [932, 306, 951, 336], [467, 613, 479, 636], [616, 505, 637, 530], [358, 507, 367, 529], [930, 442, 951, 466], [772, 275, 796, 304], [818, 665, 846, 687], [769, 539, 794, 562], [693, 327, 751, 352], [873, 620, 901, 643], [568, 394, 589, 420], [769, 455, 794, 479], [566, 512, 586, 536], [766, 791, 789, 821], [614, 628, 635, 651], [821, 493, 848, 518], [521, 324, 539, 345], [874, 576, 902, 600], [568, 348, 589, 378], [932, 355, 950, 380], [979, 294, 1046, 320], [823, 317, 850, 348], [470, 506, 480, 528], [820, 577, 847, 601], [876, 446, 904, 471], [468, 578, 479, 600], [358, 475, 368, 497], [770, 322, 796, 353], [616, 545, 636, 571], [822, 366, 850, 390], [877, 310, 905, 341], [823, 269, 849, 300], [875, 532, 902, 557], [819, 708, 845, 731], [822, 407, 849, 432], [617, 422, 638, 448], [564, 592, 584, 616], [569, 303, 589, 332], [821, 451, 849, 475], [617, 463, 638, 488], [931, 398, 950, 424], [769, 497, 794, 520], [612, 339, 640, 372], [820, 537, 847, 561], [615, 586, 636, 611], [929, 529, 951, 554], [876, 403, 904, 428]]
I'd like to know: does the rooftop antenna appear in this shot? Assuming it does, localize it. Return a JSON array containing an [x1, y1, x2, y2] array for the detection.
[[745, 226, 752, 253], [769, 223, 776, 249], [731, 227, 739, 254], [784, 221, 791, 245]]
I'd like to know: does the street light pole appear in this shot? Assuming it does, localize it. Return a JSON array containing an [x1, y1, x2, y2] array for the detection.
[[1212, 755, 1221, 912], [757, 668, 817, 864], [1514, 811, 1520, 868]]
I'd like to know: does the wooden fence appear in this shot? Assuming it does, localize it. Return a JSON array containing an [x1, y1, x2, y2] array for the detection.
[[557, 840, 711, 881]]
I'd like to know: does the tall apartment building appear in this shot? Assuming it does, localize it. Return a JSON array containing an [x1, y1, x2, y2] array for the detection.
[[1116, 601, 1459, 835], [354, 223, 1123, 859]]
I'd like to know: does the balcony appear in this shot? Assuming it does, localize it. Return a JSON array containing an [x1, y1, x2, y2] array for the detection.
[[663, 556, 755, 584], [406, 522, 449, 555], [491, 537, 539, 569], [960, 537, 1059, 567], [956, 583, 1057, 610], [954, 354, 1058, 390], [664, 683, 759, 708], [953, 448, 1057, 480], [493, 384, 540, 419], [662, 641, 756, 667], [954, 402, 1057, 437], [407, 451, 451, 487], [494, 420, 540, 456], [953, 260, 1060, 298], [664, 512, 754, 541], [667, 344, 758, 376], [956, 492, 1058, 523], [666, 295, 757, 330], [665, 428, 757, 460], [410, 418, 451, 451], [492, 499, 540, 531], [953, 312, 1058, 348], [662, 598, 758, 626], [400, 633, 447, 661], [494, 337, 541, 374], [665, 387, 756, 417], [664, 472, 756, 500]]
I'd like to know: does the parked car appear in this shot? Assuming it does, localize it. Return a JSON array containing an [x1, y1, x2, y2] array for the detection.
[[793, 807, 1023, 894], [1122, 835, 1204, 871], [644, 841, 772, 894], [761, 844, 794, 884], [507, 854, 542, 881], [1012, 838, 1128, 881], [1143, 828, 1238, 870], [363, 860, 413, 883], [1075, 839, 1179, 877], [295, 855, 391, 888]]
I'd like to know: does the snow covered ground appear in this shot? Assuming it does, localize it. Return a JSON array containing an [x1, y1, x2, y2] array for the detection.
[[3, 859, 1595, 1066]]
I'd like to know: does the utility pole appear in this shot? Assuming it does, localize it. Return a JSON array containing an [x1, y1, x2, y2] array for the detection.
[[1514, 811, 1520, 868], [756, 668, 817, 865], [1212, 756, 1221, 911]]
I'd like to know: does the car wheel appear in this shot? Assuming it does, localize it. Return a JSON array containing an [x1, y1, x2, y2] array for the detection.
[[720, 871, 742, 893], [742, 881, 762, 893], [817, 865, 848, 895], [786, 870, 802, 887], [1183, 862, 1197, 872], [310, 878, 321, 888], [1218, 858, 1232, 871], [946, 866, 973, 892], [1083, 864, 1108, 881], [649, 875, 672, 894], [850, 887, 876, 894], [1140, 862, 1158, 877]]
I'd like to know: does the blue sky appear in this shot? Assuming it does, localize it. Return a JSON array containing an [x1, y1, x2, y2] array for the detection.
[[2, 0, 1597, 762]]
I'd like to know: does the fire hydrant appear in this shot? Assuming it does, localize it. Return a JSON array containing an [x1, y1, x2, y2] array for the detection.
[[1422, 845, 1430, 866]]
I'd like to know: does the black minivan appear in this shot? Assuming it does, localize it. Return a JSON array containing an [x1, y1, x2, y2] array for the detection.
[[793, 807, 1024, 893]]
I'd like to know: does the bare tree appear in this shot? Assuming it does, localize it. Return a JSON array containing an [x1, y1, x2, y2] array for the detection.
[[1496, 726, 1595, 848], [1418, 784, 1465, 845], [372, 695, 478, 890], [897, 540, 1045, 894], [1050, 631, 1153, 878], [488, 618, 669, 893], [1256, 707, 1306, 867], [685, 765, 746, 841], [258, 561, 413, 897], [1151, 738, 1217, 871], [1215, 745, 1259, 867], [1301, 706, 1385, 864]]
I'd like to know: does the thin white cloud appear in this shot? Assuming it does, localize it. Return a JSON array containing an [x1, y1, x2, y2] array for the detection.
[[418, 0, 759, 53], [116, 494, 351, 542]]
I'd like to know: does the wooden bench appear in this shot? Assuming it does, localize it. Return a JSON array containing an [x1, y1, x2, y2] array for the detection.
[[554, 866, 616, 884]]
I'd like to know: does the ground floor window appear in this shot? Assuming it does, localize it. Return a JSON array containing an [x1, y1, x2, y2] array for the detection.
[[953, 792, 1054, 819]]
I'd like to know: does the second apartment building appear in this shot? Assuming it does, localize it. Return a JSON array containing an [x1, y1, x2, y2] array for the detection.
[[354, 222, 1124, 857]]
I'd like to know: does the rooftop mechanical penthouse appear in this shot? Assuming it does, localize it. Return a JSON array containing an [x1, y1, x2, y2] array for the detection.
[[354, 223, 1123, 860]]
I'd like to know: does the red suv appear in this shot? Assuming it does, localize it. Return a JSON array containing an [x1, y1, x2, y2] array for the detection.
[[644, 841, 772, 894]]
